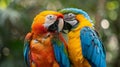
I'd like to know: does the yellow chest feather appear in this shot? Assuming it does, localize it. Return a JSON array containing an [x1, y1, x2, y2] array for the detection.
[[67, 15, 93, 67]]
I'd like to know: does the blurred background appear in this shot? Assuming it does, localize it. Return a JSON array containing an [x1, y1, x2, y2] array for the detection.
[[0, 0, 120, 67]]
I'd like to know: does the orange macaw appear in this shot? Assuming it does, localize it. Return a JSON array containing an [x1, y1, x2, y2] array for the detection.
[[23, 10, 70, 67]]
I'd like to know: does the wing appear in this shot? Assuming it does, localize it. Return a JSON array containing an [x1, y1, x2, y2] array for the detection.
[[80, 27, 106, 67], [23, 41, 30, 67], [52, 39, 70, 67], [23, 33, 32, 67]]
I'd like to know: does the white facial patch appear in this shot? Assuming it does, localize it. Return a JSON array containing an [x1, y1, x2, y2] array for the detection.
[[43, 15, 57, 28], [64, 13, 78, 26], [66, 20, 78, 26]]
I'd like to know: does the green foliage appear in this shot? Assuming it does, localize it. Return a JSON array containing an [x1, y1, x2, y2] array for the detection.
[[0, 0, 120, 67]]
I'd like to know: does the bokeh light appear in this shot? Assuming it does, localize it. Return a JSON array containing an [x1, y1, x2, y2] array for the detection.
[[101, 19, 110, 29], [106, 35, 119, 64], [108, 35, 119, 51], [2, 47, 10, 56], [106, 1, 119, 11], [108, 10, 118, 21], [106, 52, 113, 63]]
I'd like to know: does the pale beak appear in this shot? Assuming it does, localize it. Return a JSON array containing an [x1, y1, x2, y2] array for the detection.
[[58, 18, 64, 32]]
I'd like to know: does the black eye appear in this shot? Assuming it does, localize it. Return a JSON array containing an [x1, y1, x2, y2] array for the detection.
[[68, 13, 75, 17], [46, 15, 55, 20], [49, 15, 53, 18]]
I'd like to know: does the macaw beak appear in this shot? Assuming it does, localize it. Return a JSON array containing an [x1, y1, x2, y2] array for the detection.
[[61, 21, 72, 33], [58, 18, 64, 32], [47, 15, 64, 32], [61, 17, 79, 33]]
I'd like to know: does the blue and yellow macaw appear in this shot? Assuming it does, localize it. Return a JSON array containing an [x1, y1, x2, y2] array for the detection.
[[59, 8, 106, 67], [23, 10, 70, 67]]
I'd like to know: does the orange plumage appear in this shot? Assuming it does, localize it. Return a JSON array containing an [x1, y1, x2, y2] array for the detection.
[[30, 33, 59, 67], [31, 11, 63, 36], [24, 10, 64, 67]]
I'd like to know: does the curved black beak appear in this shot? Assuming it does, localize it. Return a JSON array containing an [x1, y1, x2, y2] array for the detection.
[[61, 21, 72, 33], [47, 20, 59, 32]]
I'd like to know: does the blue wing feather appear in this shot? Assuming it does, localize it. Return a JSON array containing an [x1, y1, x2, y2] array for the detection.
[[80, 27, 106, 67], [23, 41, 30, 67], [52, 39, 70, 67]]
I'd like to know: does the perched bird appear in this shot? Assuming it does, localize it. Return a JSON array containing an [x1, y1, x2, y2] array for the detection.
[[59, 8, 106, 67], [23, 10, 70, 67]]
